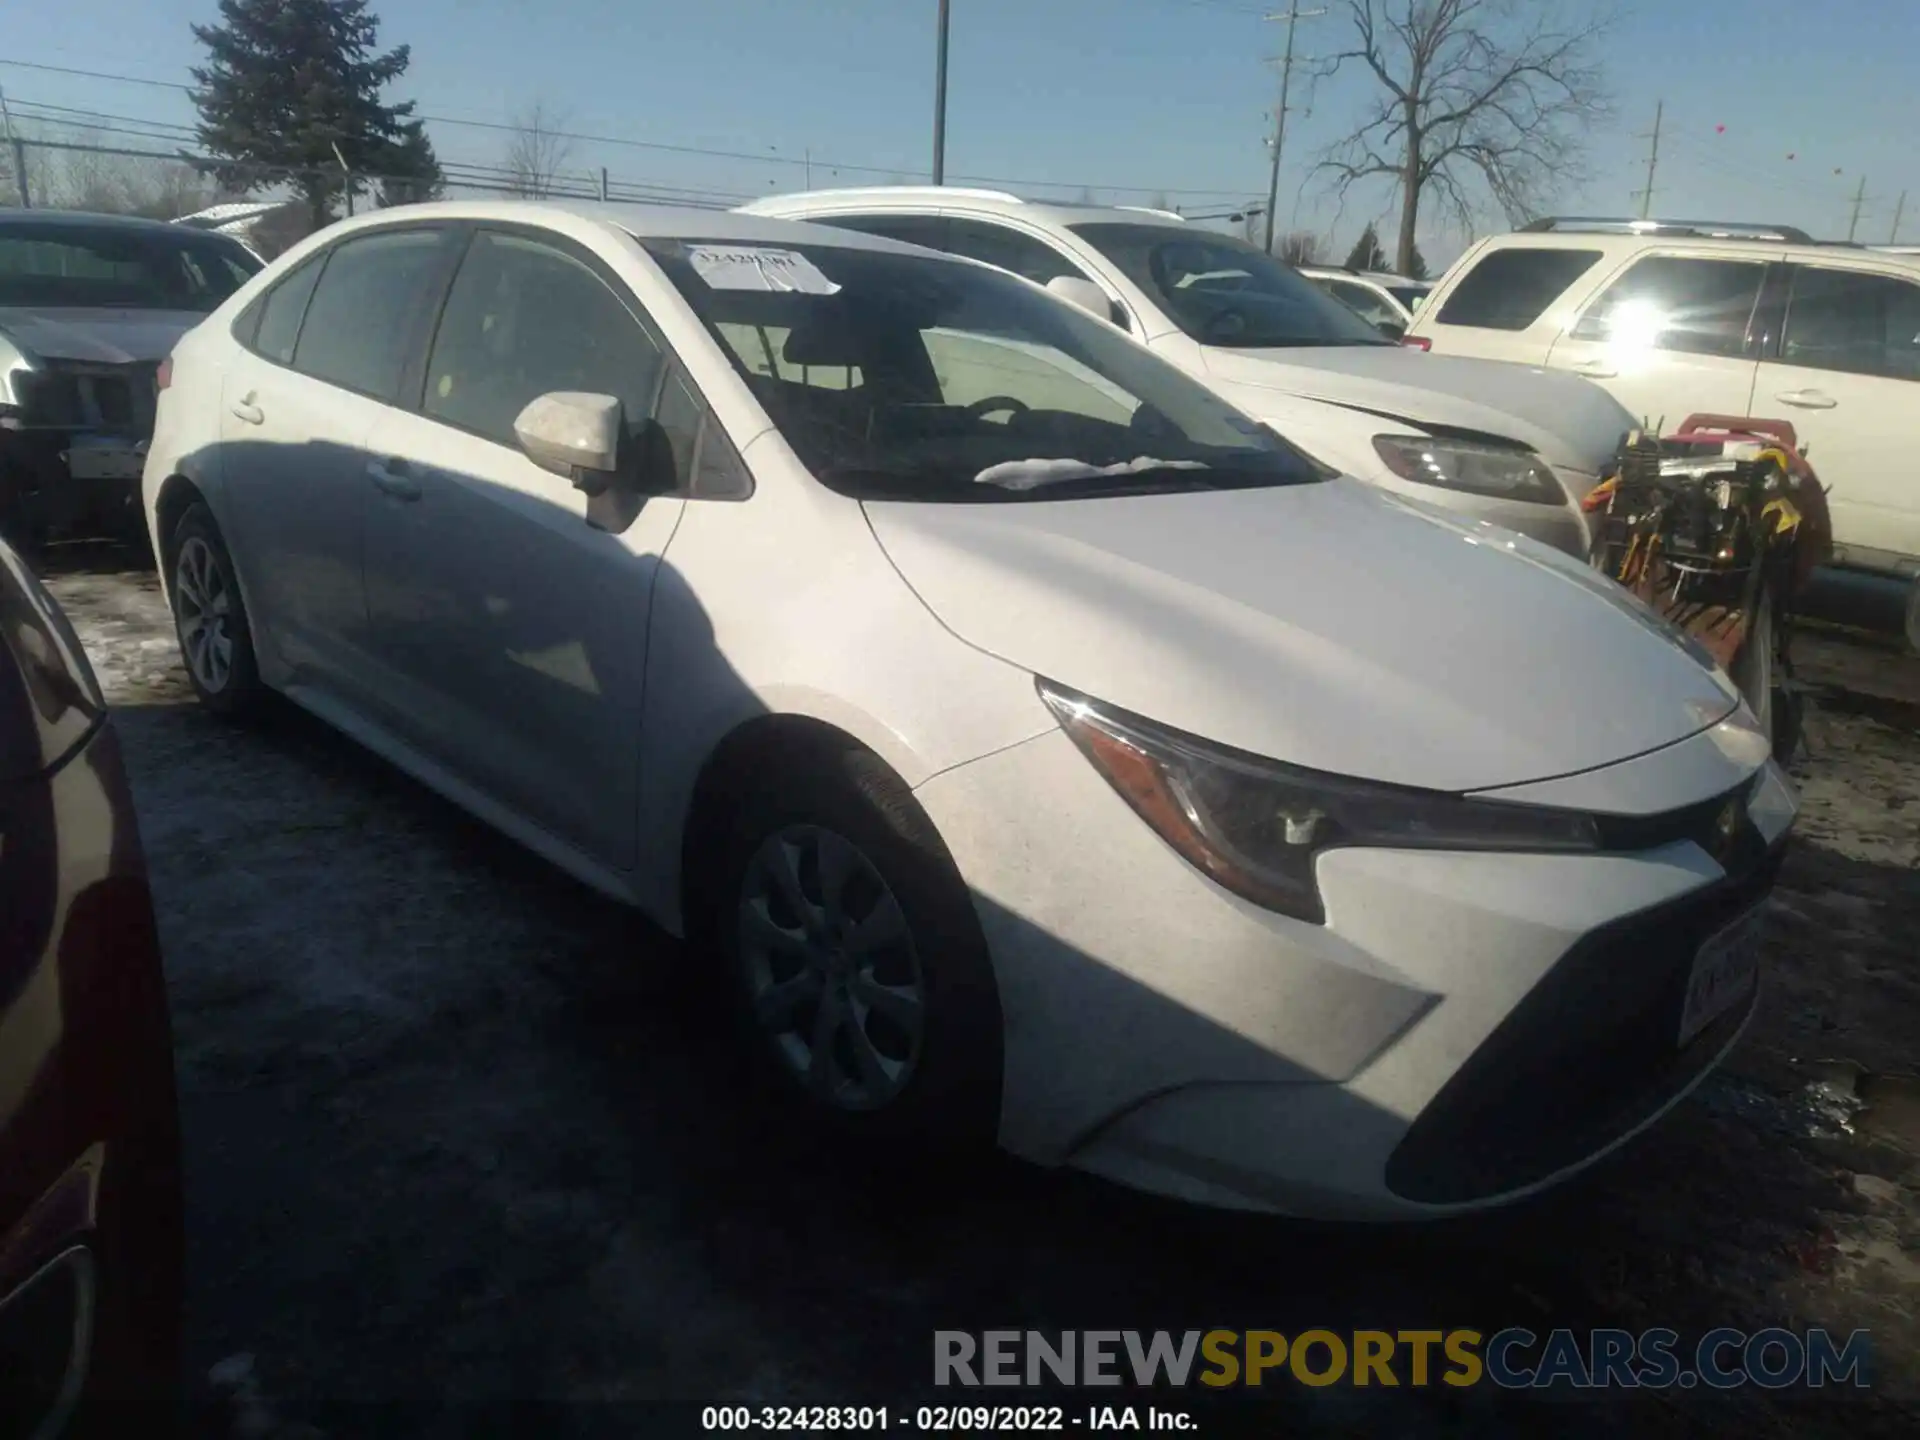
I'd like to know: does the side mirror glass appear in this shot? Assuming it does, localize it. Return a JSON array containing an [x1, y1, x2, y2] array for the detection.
[[514, 391, 623, 491], [1045, 275, 1115, 323]]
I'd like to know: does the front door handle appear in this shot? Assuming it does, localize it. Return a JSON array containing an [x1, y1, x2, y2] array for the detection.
[[229, 396, 264, 425], [366, 456, 422, 502], [1775, 388, 1837, 409], [1569, 360, 1617, 378]]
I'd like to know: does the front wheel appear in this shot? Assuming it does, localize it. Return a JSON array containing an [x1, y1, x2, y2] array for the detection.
[[168, 504, 263, 717], [712, 740, 1003, 1150]]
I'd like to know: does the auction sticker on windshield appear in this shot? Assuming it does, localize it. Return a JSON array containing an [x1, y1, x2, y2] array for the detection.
[[687, 245, 841, 295], [1678, 905, 1764, 1046]]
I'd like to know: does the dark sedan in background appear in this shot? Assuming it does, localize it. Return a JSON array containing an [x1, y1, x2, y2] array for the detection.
[[1, 210, 260, 553], [0, 536, 183, 1436]]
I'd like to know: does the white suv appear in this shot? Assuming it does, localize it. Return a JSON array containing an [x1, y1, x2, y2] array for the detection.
[[1407, 217, 1920, 579], [742, 188, 1635, 557]]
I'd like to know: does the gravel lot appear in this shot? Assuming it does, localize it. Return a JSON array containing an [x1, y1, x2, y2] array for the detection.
[[38, 545, 1920, 1439]]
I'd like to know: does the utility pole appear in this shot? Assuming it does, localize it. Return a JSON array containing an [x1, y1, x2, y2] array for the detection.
[[1847, 174, 1870, 243], [1262, 6, 1323, 253], [1635, 100, 1663, 220], [1891, 191, 1906, 245], [932, 0, 951, 185]]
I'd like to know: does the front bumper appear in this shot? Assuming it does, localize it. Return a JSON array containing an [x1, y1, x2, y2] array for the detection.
[[0, 428, 149, 541], [915, 720, 1795, 1220]]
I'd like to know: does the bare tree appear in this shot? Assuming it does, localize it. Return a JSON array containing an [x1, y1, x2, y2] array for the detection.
[[1316, 0, 1613, 274], [1278, 231, 1322, 265], [503, 101, 575, 198]]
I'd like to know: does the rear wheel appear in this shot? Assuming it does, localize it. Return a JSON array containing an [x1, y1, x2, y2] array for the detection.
[[168, 505, 262, 717], [710, 739, 1003, 1151]]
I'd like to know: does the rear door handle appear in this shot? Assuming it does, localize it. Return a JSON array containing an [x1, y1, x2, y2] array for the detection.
[[366, 456, 422, 501], [1569, 360, 1617, 378], [1775, 389, 1837, 409], [229, 397, 264, 425]]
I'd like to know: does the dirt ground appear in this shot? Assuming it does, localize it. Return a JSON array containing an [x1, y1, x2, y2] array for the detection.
[[37, 545, 1920, 1439]]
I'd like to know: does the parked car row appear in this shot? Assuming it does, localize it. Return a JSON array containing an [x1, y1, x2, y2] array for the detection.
[[121, 197, 1793, 1232], [743, 188, 1638, 558], [1404, 216, 1920, 582]]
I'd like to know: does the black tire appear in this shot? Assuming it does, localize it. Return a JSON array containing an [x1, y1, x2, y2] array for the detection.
[[167, 504, 263, 717], [710, 737, 1003, 1153]]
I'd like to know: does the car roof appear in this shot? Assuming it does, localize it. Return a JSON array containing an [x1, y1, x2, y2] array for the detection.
[[740, 186, 1194, 233], [1456, 220, 1920, 273], [0, 207, 231, 237], [285, 197, 957, 258]]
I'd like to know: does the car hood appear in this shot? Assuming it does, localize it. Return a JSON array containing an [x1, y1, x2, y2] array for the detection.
[[1200, 345, 1631, 476], [865, 479, 1740, 794], [0, 307, 204, 366]]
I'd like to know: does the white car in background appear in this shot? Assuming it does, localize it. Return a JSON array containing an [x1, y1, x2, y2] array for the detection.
[[1299, 266, 1434, 338], [144, 200, 1793, 1220], [743, 188, 1634, 557], [1405, 216, 1920, 579]]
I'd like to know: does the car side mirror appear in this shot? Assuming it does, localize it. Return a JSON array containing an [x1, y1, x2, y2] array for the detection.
[[515, 391, 624, 492], [1378, 320, 1407, 341], [1045, 275, 1115, 323]]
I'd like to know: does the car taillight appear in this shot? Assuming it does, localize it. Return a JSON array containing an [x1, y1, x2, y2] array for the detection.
[[156, 356, 173, 390], [1399, 335, 1432, 351]]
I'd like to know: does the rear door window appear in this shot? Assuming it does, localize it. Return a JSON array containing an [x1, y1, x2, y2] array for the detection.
[[292, 229, 450, 401], [1779, 266, 1920, 380], [1434, 248, 1602, 330], [808, 214, 952, 252], [939, 219, 1089, 287], [243, 256, 324, 365], [1571, 256, 1766, 357]]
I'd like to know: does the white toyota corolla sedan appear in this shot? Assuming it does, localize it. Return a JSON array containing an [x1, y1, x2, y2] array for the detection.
[[142, 201, 1796, 1219]]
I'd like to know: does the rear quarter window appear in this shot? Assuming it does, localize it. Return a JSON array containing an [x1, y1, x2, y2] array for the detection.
[[1435, 247, 1603, 331]]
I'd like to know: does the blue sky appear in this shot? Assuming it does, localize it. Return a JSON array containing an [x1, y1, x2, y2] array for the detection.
[[3, 0, 1916, 263]]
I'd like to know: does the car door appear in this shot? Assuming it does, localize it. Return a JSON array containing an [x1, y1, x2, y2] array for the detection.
[[1759, 262, 1920, 566], [358, 226, 687, 867], [1542, 252, 1769, 428], [218, 226, 457, 692]]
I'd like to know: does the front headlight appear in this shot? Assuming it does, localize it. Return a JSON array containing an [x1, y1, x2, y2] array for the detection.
[[1371, 434, 1563, 504], [1039, 681, 1599, 924]]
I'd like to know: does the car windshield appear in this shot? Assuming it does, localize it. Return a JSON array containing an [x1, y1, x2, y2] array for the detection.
[[1068, 223, 1393, 349], [0, 221, 261, 312], [647, 238, 1323, 502], [1389, 285, 1431, 310]]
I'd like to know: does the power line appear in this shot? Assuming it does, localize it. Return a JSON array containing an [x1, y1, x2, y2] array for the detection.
[[0, 55, 1253, 200]]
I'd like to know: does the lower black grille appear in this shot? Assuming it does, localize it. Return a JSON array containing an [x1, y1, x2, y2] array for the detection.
[[1384, 839, 1786, 1205]]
